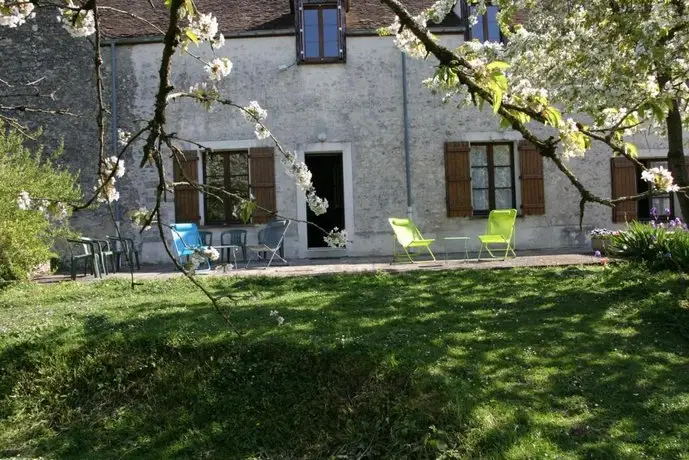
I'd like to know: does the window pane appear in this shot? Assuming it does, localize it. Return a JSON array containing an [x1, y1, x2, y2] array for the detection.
[[487, 6, 500, 42], [493, 145, 511, 166], [473, 189, 489, 211], [322, 7, 338, 25], [229, 153, 248, 175], [495, 188, 513, 209], [494, 166, 513, 188], [206, 197, 225, 222], [206, 154, 224, 176], [471, 145, 488, 166], [470, 6, 484, 41], [303, 9, 319, 58], [303, 9, 318, 26], [229, 176, 250, 198], [471, 20, 484, 41], [304, 41, 320, 58], [471, 166, 489, 188], [652, 196, 671, 215], [323, 40, 339, 57]]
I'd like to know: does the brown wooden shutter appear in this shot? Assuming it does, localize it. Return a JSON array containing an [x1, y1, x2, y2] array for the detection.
[[250, 147, 277, 224], [518, 141, 545, 215], [444, 142, 472, 217], [611, 157, 638, 223], [173, 151, 200, 223]]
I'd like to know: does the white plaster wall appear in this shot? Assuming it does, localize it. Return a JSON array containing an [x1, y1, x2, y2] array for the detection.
[[120, 34, 670, 262]]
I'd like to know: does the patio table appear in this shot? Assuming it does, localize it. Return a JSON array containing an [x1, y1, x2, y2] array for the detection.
[[442, 236, 470, 263]]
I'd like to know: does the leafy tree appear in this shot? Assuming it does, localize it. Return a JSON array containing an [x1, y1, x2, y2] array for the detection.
[[381, 0, 689, 219], [0, 123, 81, 281]]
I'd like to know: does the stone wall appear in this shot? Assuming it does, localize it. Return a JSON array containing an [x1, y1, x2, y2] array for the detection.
[[119, 34, 639, 262], [3, 15, 671, 264]]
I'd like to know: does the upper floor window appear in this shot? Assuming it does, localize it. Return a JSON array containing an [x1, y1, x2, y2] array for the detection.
[[295, 0, 346, 63], [469, 4, 501, 43]]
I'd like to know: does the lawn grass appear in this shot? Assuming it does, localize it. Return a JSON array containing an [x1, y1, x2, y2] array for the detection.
[[1, 265, 688, 459]]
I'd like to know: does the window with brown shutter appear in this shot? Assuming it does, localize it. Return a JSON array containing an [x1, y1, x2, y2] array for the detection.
[[518, 141, 545, 215], [444, 142, 473, 217], [611, 157, 638, 223], [295, 0, 346, 63], [249, 147, 277, 224], [173, 152, 200, 223], [178, 147, 276, 226], [469, 143, 516, 215]]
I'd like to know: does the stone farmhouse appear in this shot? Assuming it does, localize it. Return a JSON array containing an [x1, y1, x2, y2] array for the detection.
[[1, 0, 675, 263]]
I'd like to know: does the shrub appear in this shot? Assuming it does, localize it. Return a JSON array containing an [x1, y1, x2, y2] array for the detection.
[[610, 220, 689, 272], [0, 123, 82, 282]]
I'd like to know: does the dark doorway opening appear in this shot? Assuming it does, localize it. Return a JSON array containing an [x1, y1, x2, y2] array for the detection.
[[305, 152, 345, 248]]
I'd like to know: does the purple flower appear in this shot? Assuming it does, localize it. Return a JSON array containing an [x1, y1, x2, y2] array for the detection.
[[594, 250, 601, 257], [675, 217, 682, 225], [651, 207, 658, 218], [664, 252, 672, 258], [651, 221, 657, 228], [665, 208, 672, 215], [670, 220, 677, 228], [684, 223, 688, 230]]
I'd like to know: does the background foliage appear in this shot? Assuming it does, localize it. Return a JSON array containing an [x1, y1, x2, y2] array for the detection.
[[0, 123, 81, 282]]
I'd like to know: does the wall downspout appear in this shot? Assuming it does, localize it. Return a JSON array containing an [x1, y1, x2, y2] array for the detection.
[[402, 52, 413, 220], [110, 42, 121, 228]]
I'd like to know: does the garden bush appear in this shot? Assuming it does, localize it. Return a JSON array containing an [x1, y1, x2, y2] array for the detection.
[[610, 219, 689, 271], [0, 123, 81, 282]]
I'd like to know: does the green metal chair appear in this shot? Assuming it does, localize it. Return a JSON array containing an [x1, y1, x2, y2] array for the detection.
[[477, 209, 517, 261], [388, 217, 436, 263]]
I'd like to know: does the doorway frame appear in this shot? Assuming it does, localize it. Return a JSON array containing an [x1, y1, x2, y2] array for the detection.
[[296, 142, 354, 258]]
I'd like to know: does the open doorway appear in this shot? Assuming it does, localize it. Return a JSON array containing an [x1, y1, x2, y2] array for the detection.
[[305, 152, 345, 248]]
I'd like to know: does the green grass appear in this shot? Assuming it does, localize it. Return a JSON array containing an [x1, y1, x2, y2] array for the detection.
[[1, 265, 688, 459]]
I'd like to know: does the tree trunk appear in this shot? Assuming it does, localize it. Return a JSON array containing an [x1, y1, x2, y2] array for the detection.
[[665, 99, 689, 219]]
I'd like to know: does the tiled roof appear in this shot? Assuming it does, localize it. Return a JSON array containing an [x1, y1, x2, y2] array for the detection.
[[100, 0, 461, 39]]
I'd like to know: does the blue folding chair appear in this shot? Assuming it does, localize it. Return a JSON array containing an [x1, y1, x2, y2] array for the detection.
[[170, 223, 211, 271]]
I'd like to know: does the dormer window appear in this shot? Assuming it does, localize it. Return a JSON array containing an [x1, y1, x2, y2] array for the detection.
[[295, 0, 346, 63]]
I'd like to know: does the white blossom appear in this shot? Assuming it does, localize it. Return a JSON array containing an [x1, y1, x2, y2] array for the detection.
[[254, 123, 270, 140], [94, 177, 119, 203], [198, 246, 220, 261], [558, 118, 587, 159], [16, 191, 31, 210], [307, 191, 328, 216], [129, 207, 152, 231], [211, 33, 225, 50], [0, 0, 35, 28], [104, 156, 125, 178], [117, 129, 131, 146], [57, 1, 95, 37], [641, 166, 680, 192], [204, 57, 232, 81], [187, 13, 218, 42], [243, 100, 268, 122], [269, 310, 285, 325], [324, 227, 347, 248]]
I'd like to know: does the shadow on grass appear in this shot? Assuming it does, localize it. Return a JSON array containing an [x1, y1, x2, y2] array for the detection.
[[1, 266, 688, 458]]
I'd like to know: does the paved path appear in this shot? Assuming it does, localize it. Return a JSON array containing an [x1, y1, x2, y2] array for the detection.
[[38, 250, 607, 283]]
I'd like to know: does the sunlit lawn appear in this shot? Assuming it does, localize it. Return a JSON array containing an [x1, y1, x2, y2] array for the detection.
[[1, 265, 688, 459]]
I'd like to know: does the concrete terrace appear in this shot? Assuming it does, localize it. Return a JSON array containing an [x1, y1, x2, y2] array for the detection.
[[38, 249, 607, 283]]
